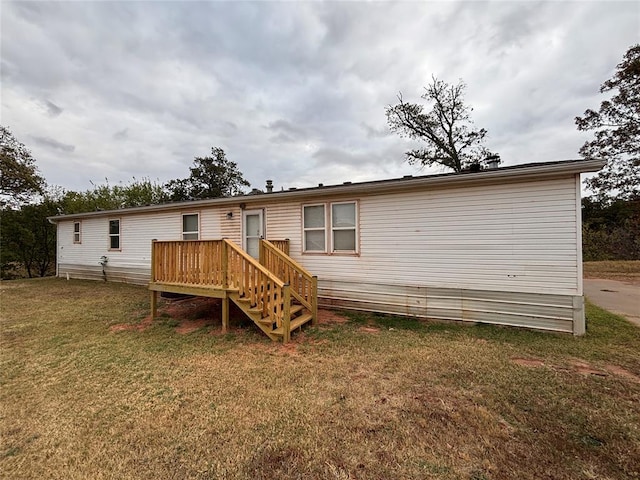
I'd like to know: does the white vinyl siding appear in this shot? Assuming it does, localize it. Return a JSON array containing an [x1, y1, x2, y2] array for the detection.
[[280, 177, 580, 296], [57, 209, 224, 275], [182, 213, 199, 240], [57, 177, 580, 295], [55, 174, 584, 332]]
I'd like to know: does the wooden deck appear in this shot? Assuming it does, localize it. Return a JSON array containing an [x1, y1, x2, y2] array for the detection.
[[149, 239, 317, 342]]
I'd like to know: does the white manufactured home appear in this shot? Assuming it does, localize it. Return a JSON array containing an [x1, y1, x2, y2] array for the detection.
[[49, 159, 604, 340]]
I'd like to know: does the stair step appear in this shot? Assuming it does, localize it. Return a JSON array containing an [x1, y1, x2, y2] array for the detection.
[[272, 313, 313, 336], [235, 297, 251, 304], [290, 304, 304, 315]]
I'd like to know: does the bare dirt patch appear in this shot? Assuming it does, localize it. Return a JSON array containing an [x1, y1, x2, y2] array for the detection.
[[359, 326, 381, 333], [175, 319, 211, 334], [512, 357, 545, 367], [109, 316, 153, 333], [568, 359, 608, 377], [605, 365, 640, 383], [317, 309, 349, 325]]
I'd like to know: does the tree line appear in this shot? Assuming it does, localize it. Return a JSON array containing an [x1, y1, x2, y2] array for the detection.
[[0, 135, 251, 279], [1, 44, 638, 279]]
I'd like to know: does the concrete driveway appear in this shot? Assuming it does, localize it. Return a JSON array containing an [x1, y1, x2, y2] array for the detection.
[[584, 278, 640, 327]]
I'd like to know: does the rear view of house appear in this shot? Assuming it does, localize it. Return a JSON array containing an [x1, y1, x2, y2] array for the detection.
[[49, 159, 604, 339]]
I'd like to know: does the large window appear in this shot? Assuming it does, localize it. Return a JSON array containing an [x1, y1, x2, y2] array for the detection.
[[303, 201, 358, 254], [73, 221, 81, 244], [182, 213, 199, 240], [108, 219, 120, 250]]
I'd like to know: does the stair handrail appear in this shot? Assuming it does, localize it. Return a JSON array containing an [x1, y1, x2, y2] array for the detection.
[[224, 239, 286, 287], [260, 239, 318, 326], [224, 239, 289, 329]]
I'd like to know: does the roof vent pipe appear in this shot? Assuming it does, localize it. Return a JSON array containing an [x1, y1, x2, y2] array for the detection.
[[485, 154, 501, 169], [265, 179, 273, 193]]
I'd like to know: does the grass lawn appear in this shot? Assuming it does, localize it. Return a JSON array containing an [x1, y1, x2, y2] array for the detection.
[[584, 260, 640, 283], [1, 278, 639, 480]]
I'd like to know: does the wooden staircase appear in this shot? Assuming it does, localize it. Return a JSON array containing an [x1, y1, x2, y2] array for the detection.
[[148, 238, 317, 342], [228, 291, 314, 342]]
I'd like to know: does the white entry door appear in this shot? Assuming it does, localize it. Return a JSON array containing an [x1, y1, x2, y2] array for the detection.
[[242, 209, 264, 259]]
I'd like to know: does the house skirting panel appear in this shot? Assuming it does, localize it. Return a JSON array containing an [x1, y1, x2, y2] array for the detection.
[[318, 279, 584, 335], [57, 264, 585, 335], [58, 264, 150, 286]]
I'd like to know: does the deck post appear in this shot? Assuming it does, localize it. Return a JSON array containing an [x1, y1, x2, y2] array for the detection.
[[150, 291, 158, 320], [282, 284, 291, 343], [150, 239, 157, 283], [150, 239, 157, 319], [222, 294, 229, 333], [311, 275, 318, 326]]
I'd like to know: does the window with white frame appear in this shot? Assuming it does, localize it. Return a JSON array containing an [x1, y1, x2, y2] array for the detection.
[[303, 205, 325, 252], [331, 202, 357, 252], [182, 213, 199, 240], [303, 201, 358, 254], [73, 221, 81, 244], [108, 219, 120, 250]]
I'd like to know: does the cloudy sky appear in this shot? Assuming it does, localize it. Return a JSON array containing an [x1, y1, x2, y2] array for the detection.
[[1, 1, 638, 193]]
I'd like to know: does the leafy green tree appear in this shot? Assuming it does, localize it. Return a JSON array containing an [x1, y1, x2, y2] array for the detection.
[[576, 44, 640, 202], [582, 197, 640, 260], [55, 177, 168, 215], [386, 77, 494, 173], [1, 198, 58, 278], [165, 147, 250, 201], [0, 126, 45, 207]]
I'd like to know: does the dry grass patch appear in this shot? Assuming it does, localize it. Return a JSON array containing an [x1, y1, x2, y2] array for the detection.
[[1, 278, 639, 479], [584, 260, 640, 282]]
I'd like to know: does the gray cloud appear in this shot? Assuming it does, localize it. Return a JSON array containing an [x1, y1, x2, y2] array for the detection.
[[113, 128, 128, 140], [361, 122, 392, 140], [267, 119, 309, 144], [30, 136, 75, 152], [45, 100, 62, 117], [1, 1, 638, 193]]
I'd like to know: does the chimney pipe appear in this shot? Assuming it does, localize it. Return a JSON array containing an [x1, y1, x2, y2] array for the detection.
[[266, 179, 273, 193], [485, 154, 501, 169]]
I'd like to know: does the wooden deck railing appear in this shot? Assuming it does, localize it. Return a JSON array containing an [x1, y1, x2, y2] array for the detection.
[[152, 240, 224, 285], [151, 239, 290, 330], [259, 239, 318, 325], [268, 239, 290, 255]]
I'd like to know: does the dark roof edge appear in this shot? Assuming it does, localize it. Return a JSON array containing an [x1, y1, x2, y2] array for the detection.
[[48, 158, 605, 222]]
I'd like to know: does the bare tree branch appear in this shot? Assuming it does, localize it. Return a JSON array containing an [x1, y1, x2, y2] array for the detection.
[[386, 77, 492, 173]]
